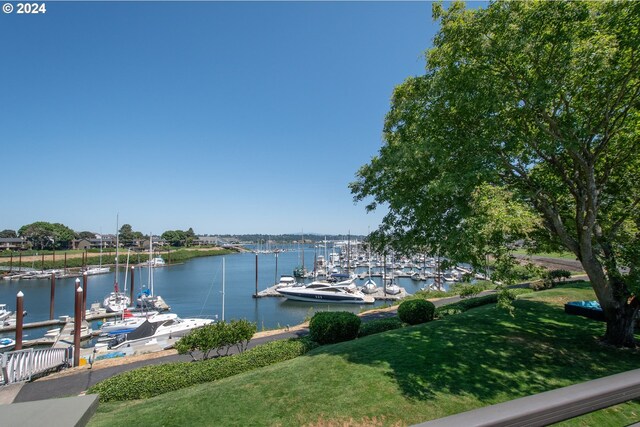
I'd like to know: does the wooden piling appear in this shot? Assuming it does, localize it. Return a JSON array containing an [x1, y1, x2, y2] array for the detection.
[[82, 273, 88, 321], [15, 291, 24, 350], [73, 284, 82, 367], [130, 266, 135, 307], [49, 272, 56, 320]]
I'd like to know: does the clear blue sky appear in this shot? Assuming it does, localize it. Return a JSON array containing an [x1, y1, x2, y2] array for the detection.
[[1, 1, 440, 236]]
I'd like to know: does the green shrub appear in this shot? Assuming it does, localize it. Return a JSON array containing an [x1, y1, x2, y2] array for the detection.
[[88, 338, 317, 402], [358, 318, 404, 338], [309, 311, 361, 345], [397, 299, 435, 325]]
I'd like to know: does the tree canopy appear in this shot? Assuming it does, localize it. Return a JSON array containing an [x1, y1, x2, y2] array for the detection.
[[18, 221, 76, 250], [351, 1, 640, 346]]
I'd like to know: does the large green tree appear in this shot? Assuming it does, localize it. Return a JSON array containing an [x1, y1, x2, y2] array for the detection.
[[18, 222, 76, 250], [352, 1, 640, 346]]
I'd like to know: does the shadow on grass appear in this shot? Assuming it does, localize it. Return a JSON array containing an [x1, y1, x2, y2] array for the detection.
[[307, 299, 640, 403]]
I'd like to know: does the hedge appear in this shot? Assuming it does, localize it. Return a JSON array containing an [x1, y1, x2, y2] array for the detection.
[[398, 299, 435, 325], [88, 337, 317, 402], [309, 311, 361, 345]]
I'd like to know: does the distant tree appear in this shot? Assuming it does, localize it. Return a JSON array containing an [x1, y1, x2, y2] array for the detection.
[[162, 230, 187, 247], [77, 231, 96, 240], [18, 222, 75, 250], [185, 228, 196, 247], [0, 229, 17, 238], [119, 224, 136, 247]]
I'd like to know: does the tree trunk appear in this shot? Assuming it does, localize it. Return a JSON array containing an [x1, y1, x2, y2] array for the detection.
[[602, 303, 638, 348]]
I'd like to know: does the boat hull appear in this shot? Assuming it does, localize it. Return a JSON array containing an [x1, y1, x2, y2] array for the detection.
[[277, 288, 374, 304]]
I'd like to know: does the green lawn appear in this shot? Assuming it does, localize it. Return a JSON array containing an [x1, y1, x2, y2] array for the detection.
[[89, 282, 640, 426]]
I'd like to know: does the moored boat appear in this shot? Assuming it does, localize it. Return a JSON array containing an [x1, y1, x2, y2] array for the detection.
[[277, 281, 374, 304]]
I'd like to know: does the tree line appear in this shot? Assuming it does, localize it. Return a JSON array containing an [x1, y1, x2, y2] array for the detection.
[[0, 222, 199, 250]]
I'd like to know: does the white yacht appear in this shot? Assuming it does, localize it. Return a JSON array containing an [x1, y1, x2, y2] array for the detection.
[[277, 281, 374, 304], [361, 278, 378, 294], [105, 315, 214, 350], [103, 292, 131, 313]]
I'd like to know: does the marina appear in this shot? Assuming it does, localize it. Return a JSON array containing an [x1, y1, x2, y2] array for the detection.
[[0, 244, 468, 356]]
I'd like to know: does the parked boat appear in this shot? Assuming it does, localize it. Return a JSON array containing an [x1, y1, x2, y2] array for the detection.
[[277, 281, 374, 304], [275, 275, 297, 288], [137, 235, 170, 311], [103, 315, 214, 350], [361, 278, 378, 294], [102, 217, 131, 313], [100, 312, 171, 335], [0, 337, 16, 351]]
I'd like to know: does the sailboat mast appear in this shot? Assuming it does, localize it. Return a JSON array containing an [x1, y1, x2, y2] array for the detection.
[[222, 257, 225, 322], [114, 214, 119, 292]]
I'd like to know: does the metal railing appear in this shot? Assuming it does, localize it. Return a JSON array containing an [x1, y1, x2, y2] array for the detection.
[[413, 368, 640, 427], [0, 347, 70, 385]]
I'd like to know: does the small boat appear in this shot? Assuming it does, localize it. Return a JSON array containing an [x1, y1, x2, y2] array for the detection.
[[361, 278, 378, 294], [277, 281, 374, 304], [0, 337, 16, 351], [149, 257, 166, 267], [385, 282, 401, 295], [0, 304, 12, 323], [84, 266, 110, 276], [275, 275, 297, 288], [103, 292, 131, 313]]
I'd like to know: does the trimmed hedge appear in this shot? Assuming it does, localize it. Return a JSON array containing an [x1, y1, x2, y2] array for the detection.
[[309, 311, 361, 345], [397, 299, 435, 325], [358, 317, 404, 338], [88, 338, 317, 402]]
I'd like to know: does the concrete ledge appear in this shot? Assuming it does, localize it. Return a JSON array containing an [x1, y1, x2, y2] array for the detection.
[[0, 394, 99, 427], [414, 368, 640, 427]]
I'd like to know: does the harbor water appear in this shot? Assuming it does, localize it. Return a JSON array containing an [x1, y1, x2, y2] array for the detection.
[[0, 247, 443, 340]]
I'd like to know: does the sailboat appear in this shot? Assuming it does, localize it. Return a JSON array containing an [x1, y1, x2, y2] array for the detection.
[[137, 233, 170, 311], [102, 217, 131, 313], [85, 236, 110, 275]]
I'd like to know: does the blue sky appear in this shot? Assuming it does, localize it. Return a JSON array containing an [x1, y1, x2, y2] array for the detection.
[[1, 1, 440, 236]]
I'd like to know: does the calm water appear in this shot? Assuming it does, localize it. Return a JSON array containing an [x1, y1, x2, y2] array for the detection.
[[0, 247, 441, 338]]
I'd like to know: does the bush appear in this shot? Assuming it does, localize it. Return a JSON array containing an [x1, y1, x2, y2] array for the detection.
[[309, 311, 361, 345], [398, 299, 435, 325], [175, 319, 257, 360], [88, 338, 317, 402], [358, 318, 404, 338]]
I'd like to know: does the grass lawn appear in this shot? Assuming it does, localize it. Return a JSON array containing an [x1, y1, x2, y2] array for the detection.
[[89, 282, 640, 426]]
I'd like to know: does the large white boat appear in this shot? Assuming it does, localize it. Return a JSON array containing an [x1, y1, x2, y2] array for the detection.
[[104, 315, 214, 350], [99, 310, 163, 335], [277, 281, 374, 304]]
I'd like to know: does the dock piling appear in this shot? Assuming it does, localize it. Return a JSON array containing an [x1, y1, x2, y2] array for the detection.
[[15, 291, 24, 350], [73, 281, 82, 367], [49, 273, 56, 320]]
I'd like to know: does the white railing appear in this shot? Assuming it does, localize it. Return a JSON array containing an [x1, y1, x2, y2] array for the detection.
[[0, 347, 70, 385]]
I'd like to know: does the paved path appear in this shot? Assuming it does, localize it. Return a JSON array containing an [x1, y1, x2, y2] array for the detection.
[[5, 291, 492, 403]]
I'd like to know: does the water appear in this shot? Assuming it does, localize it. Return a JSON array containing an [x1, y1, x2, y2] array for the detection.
[[0, 247, 442, 339]]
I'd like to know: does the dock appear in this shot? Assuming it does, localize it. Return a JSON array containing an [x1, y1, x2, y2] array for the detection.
[[0, 309, 120, 333]]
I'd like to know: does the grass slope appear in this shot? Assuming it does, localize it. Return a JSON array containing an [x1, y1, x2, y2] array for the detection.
[[90, 282, 640, 426]]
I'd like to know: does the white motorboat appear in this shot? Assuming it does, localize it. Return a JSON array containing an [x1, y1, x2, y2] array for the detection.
[[275, 275, 297, 288], [277, 281, 374, 304], [106, 315, 214, 350], [100, 312, 174, 335], [149, 257, 166, 267]]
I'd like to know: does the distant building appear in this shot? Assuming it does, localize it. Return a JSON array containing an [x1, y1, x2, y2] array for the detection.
[[0, 237, 28, 251]]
